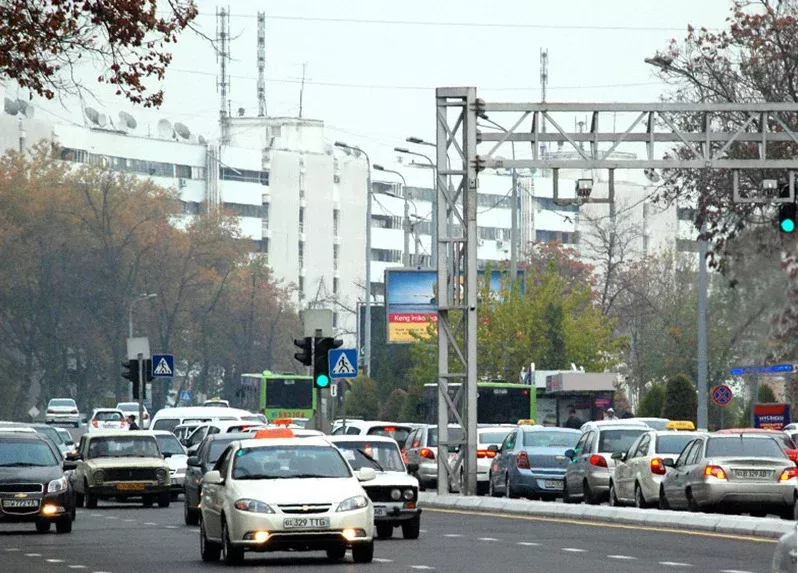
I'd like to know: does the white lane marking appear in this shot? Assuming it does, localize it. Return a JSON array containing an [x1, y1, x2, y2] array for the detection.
[[373, 558, 393, 563], [659, 562, 693, 568], [410, 567, 434, 571], [90, 513, 101, 517], [517, 542, 540, 546], [608, 555, 637, 560], [720, 571, 755, 573], [123, 519, 135, 522], [4, 548, 20, 552], [25, 553, 42, 557], [420, 529, 428, 533], [191, 529, 200, 534], [68, 566, 87, 570], [561, 548, 586, 553], [165, 525, 178, 529], [46, 559, 65, 563], [443, 533, 462, 538], [144, 522, 157, 526], [478, 537, 499, 541], [105, 516, 118, 520]]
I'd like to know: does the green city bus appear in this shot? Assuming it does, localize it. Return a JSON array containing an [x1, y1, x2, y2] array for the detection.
[[422, 382, 537, 425], [239, 371, 316, 422]]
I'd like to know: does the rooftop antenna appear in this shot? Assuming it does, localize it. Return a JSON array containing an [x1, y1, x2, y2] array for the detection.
[[299, 62, 308, 119], [539, 48, 548, 157], [256, 11, 267, 117], [216, 6, 232, 145]]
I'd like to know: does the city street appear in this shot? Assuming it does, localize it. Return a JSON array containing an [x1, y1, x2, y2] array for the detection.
[[0, 500, 778, 573]]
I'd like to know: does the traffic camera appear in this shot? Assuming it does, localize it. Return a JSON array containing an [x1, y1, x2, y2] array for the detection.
[[313, 337, 343, 389]]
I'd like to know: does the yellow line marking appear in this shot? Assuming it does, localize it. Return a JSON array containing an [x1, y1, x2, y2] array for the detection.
[[424, 507, 778, 544]]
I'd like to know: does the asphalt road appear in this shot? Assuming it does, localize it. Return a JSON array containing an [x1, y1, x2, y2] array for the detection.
[[0, 497, 779, 573]]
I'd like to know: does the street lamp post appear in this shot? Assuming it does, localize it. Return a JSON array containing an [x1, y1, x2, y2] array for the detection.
[[395, 144, 437, 269], [373, 165, 411, 266], [128, 293, 158, 338], [334, 141, 372, 379]]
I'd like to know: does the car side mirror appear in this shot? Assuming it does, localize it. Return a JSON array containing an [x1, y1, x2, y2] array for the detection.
[[187, 456, 201, 467], [162, 452, 172, 459], [63, 460, 77, 471], [406, 462, 419, 475], [564, 449, 575, 460], [487, 444, 500, 454], [662, 458, 675, 467], [611, 451, 626, 461], [203, 470, 224, 485], [357, 467, 377, 482]]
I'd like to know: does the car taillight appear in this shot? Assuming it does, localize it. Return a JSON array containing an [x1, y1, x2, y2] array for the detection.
[[703, 465, 727, 480], [420, 448, 435, 460], [91, 420, 98, 428], [650, 458, 667, 475], [144, 413, 149, 419], [477, 449, 497, 459], [121, 420, 127, 427], [47, 409, 54, 414], [516, 451, 531, 470], [589, 454, 608, 468], [71, 410, 78, 414], [779, 467, 798, 481]]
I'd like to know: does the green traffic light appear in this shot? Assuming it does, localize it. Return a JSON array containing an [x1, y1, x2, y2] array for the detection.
[[781, 218, 796, 233], [315, 374, 330, 388]]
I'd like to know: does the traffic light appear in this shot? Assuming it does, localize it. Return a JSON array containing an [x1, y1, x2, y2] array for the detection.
[[122, 359, 140, 399], [313, 337, 343, 389], [142, 359, 153, 399], [779, 183, 796, 233], [293, 337, 313, 367]]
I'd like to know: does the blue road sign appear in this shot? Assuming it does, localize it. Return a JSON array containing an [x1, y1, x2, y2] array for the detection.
[[729, 364, 794, 376], [179, 389, 192, 403], [711, 384, 733, 407], [329, 348, 358, 379], [152, 354, 175, 378]]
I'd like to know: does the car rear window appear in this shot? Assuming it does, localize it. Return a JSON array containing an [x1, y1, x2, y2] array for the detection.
[[706, 437, 786, 459], [479, 431, 512, 445], [35, 427, 65, 445], [366, 425, 411, 444], [598, 429, 647, 453], [655, 434, 695, 455], [95, 411, 123, 422], [49, 399, 76, 407], [153, 419, 180, 432], [523, 431, 580, 448], [428, 428, 464, 449]]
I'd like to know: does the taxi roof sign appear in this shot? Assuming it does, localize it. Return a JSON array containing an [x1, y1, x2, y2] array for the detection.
[[665, 420, 696, 431], [254, 428, 295, 439], [517, 419, 536, 426], [271, 418, 294, 426]]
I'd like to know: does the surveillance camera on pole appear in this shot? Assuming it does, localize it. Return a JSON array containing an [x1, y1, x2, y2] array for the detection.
[[575, 178, 594, 199]]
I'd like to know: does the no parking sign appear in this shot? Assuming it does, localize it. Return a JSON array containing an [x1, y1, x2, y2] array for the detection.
[[711, 384, 733, 407]]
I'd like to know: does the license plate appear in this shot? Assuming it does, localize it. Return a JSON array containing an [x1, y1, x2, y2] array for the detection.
[[734, 469, 771, 479], [116, 482, 146, 491], [283, 517, 330, 529], [374, 506, 387, 517], [544, 479, 563, 489], [2, 499, 39, 508]]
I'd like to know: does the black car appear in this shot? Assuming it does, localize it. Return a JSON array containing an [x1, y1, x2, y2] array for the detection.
[[0, 432, 76, 533], [183, 432, 249, 525]]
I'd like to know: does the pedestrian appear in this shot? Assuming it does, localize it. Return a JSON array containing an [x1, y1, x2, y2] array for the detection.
[[563, 407, 583, 430], [604, 407, 619, 421], [127, 415, 139, 430]]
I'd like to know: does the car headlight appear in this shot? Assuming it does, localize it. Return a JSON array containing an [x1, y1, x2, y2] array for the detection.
[[390, 488, 401, 501], [94, 470, 104, 484], [234, 499, 275, 513], [403, 488, 415, 500], [48, 477, 68, 493], [156, 469, 168, 482], [337, 495, 369, 512]]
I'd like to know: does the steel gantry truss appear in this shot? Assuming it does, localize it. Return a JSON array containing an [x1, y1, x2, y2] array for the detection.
[[435, 88, 798, 496]]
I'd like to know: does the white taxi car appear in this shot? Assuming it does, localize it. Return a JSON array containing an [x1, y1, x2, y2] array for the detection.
[[199, 437, 376, 565], [328, 435, 421, 539]]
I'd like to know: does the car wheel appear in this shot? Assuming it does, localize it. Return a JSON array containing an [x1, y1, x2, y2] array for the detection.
[[402, 514, 420, 539], [634, 483, 649, 509], [326, 546, 347, 561], [659, 487, 670, 510], [74, 422, 80, 428], [200, 519, 221, 562], [584, 480, 601, 505], [222, 519, 244, 565], [351, 540, 374, 563], [142, 494, 154, 508], [505, 475, 519, 499], [686, 489, 700, 513], [35, 520, 51, 533], [376, 523, 393, 539], [56, 516, 73, 534], [74, 491, 85, 508], [608, 482, 620, 507], [184, 500, 200, 526], [778, 501, 796, 521], [85, 487, 98, 509], [562, 480, 577, 504], [170, 491, 180, 502], [158, 492, 171, 508]]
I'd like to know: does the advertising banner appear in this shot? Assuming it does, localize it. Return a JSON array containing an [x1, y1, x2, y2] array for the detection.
[[753, 403, 791, 430], [384, 269, 521, 344]]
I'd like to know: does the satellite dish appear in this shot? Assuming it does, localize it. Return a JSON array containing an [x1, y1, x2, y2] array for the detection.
[[119, 111, 137, 129], [157, 119, 173, 139], [174, 122, 191, 139], [188, 134, 198, 143], [4, 97, 19, 116], [84, 106, 100, 125], [644, 168, 661, 184], [96, 113, 107, 127], [198, 135, 207, 145], [16, 99, 34, 118]]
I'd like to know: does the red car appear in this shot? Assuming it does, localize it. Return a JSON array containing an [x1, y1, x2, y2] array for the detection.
[[716, 428, 798, 465]]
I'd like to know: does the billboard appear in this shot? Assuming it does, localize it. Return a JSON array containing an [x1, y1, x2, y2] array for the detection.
[[753, 403, 791, 430], [384, 268, 522, 344]]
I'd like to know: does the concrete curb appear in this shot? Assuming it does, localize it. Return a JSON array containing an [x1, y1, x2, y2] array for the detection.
[[418, 492, 794, 540]]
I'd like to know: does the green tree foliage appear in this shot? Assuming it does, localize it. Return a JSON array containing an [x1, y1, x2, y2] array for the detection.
[[638, 383, 666, 418], [661, 373, 698, 423], [343, 377, 380, 420], [736, 383, 778, 428]]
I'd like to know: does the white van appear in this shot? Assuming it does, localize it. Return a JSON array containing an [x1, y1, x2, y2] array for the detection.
[[149, 406, 261, 434]]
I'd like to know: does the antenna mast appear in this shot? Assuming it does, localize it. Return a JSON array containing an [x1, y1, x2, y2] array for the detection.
[[540, 48, 549, 157], [257, 11, 266, 117], [216, 6, 231, 145], [299, 62, 307, 119]]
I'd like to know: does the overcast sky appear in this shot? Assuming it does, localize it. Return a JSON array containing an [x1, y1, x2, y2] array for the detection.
[[11, 0, 734, 167]]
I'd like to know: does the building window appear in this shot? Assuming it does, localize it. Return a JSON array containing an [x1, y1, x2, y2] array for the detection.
[[299, 207, 305, 233], [220, 166, 269, 185], [535, 230, 579, 244], [371, 249, 402, 263], [370, 282, 384, 298], [223, 203, 267, 218], [333, 277, 339, 294], [262, 204, 269, 229], [333, 210, 340, 236], [176, 164, 192, 179]]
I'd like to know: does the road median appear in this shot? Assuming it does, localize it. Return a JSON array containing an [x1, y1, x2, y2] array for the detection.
[[418, 492, 794, 539]]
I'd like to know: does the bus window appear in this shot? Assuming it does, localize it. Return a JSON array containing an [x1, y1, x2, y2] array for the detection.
[[265, 378, 313, 410]]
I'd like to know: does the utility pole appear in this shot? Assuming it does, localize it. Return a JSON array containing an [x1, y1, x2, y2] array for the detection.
[[299, 63, 307, 119], [256, 11, 267, 117], [137, 353, 144, 427], [697, 222, 709, 430], [216, 6, 231, 146]]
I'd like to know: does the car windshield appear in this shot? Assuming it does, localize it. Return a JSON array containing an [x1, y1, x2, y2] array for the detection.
[[523, 430, 580, 448], [232, 445, 352, 480], [152, 419, 179, 433], [49, 399, 75, 408], [428, 428, 464, 449], [656, 434, 695, 454], [366, 425, 411, 444], [117, 404, 139, 412], [209, 440, 238, 464], [34, 426, 65, 445], [55, 429, 74, 445], [156, 434, 185, 455], [0, 440, 59, 466], [95, 411, 123, 422], [88, 436, 160, 459], [335, 441, 405, 472], [598, 429, 648, 453], [706, 437, 786, 458], [479, 430, 512, 445]]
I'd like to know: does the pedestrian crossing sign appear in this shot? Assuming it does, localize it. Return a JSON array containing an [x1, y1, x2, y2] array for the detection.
[[328, 348, 358, 379], [152, 354, 174, 378]]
